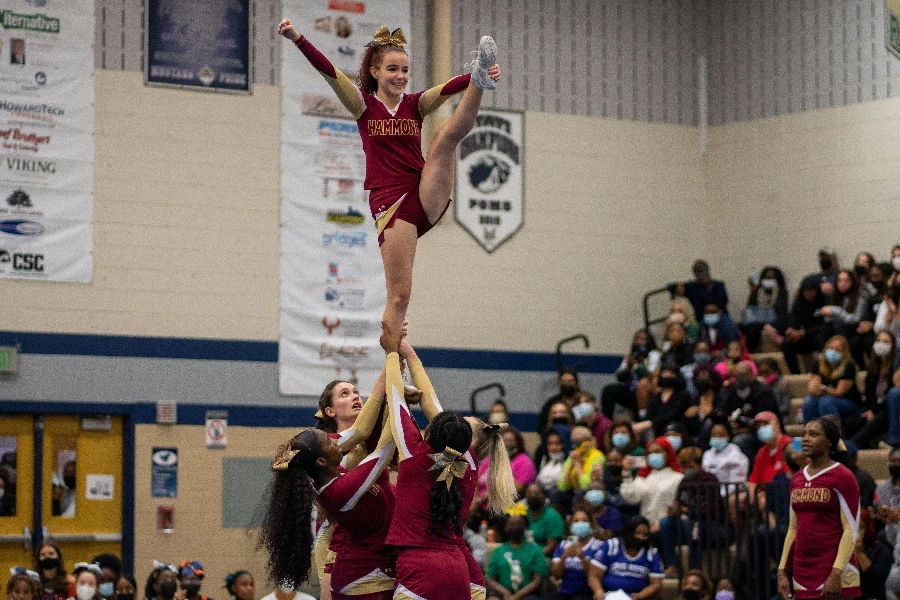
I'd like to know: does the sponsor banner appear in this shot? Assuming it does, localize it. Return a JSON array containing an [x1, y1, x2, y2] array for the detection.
[[455, 109, 524, 253], [279, 0, 409, 395], [0, 0, 94, 282], [146, 0, 251, 93]]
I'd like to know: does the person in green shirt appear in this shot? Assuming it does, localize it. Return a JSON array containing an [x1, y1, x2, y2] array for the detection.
[[486, 514, 548, 600], [523, 483, 566, 557]]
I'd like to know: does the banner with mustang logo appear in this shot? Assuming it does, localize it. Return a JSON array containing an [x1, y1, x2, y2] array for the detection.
[[0, 0, 94, 281], [279, 0, 409, 395]]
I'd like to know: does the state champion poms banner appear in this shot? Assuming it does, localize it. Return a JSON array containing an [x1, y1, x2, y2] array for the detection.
[[279, 0, 410, 396], [0, 0, 94, 282]]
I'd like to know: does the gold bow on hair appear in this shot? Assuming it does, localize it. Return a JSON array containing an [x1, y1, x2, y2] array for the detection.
[[271, 447, 300, 471], [484, 422, 507, 433], [428, 447, 468, 490], [366, 25, 407, 48], [506, 502, 528, 517]]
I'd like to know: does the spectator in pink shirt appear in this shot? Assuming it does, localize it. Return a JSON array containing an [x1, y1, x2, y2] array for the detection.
[[475, 426, 536, 507]]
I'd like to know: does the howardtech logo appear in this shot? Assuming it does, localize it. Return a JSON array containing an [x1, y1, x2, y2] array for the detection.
[[0, 10, 60, 33]]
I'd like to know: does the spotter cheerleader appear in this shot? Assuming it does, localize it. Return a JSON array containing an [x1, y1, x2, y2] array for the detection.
[[278, 18, 502, 343]]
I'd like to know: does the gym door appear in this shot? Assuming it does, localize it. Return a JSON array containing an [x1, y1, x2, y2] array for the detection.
[[0, 415, 123, 575]]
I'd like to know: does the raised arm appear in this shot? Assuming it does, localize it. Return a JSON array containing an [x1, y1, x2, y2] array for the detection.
[[334, 367, 386, 452], [417, 74, 472, 117], [278, 18, 364, 119], [401, 339, 443, 422]]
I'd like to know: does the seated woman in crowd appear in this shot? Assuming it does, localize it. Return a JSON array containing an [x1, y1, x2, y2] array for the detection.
[[582, 481, 623, 540], [601, 449, 641, 517], [803, 335, 864, 431], [821, 269, 870, 365], [535, 428, 568, 498], [668, 298, 701, 342], [551, 510, 605, 600], [683, 365, 724, 449], [713, 340, 757, 387], [601, 329, 662, 420], [606, 419, 645, 461], [678, 570, 714, 600], [619, 438, 684, 529], [524, 483, 567, 557], [782, 276, 828, 373], [588, 515, 663, 600], [573, 391, 612, 451], [488, 399, 510, 425], [662, 322, 696, 369], [633, 363, 692, 440], [701, 421, 749, 491], [557, 426, 606, 511], [485, 514, 547, 600], [741, 266, 789, 352], [875, 279, 900, 341], [474, 426, 536, 516], [533, 402, 574, 468], [699, 302, 740, 355], [853, 330, 898, 448]]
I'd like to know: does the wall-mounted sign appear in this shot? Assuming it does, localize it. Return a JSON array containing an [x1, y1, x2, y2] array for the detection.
[[151, 447, 178, 498]]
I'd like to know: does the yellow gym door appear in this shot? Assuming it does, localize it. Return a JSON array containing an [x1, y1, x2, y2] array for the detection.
[[0, 415, 123, 576]]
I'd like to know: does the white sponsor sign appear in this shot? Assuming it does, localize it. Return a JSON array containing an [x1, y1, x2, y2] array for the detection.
[[455, 109, 524, 253], [0, 0, 94, 282], [279, 0, 409, 395]]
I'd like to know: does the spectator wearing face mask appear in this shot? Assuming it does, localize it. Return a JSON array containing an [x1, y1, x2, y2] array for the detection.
[[667, 298, 701, 342], [821, 269, 870, 366], [485, 514, 547, 600], [536, 430, 569, 497], [619, 438, 684, 527], [537, 370, 581, 434], [701, 421, 748, 490], [587, 515, 663, 600], [488, 399, 509, 426], [678, 570, 713, 600], [89, 556, 120, 600], [699, 302, 740, 355], [558, 427, 606, 511], [582, 482, 622, 540], [605, 420, 646, 464], [572, 392, 612, 451], [551, 510, 605, 600], [68, 565, 101, 600], [803, 335, 864, 431], [852, 331, 897, 448], [601, 449, 639, 517], [662, 323, 696, 369], [876, 280, 900, 342], [144, 563, 178, 600], [522, 483, 566, 557], [782, 276, 829, 374], [747, 412, 791, 497], [601, 330, 662, 421], [716, 362, 782, 463], [534, 421, 573, 483], [714, 340, 757, 387], [33, 544, 73, 600], [113, 576, 136, 600], [680, 341, 713, 397], [684, 365, 725, 449], [633, 364, 692, 440], [808, 248, 840, 294], [669, 260, 730, 320], [176, 561, 210, 600], [742, 266, 789, 352], [757, 358, 791, 421]]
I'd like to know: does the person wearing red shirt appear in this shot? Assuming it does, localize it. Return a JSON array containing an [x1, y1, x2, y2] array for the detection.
[[748, 411, 791, 496], [278, 18, 502, 346]]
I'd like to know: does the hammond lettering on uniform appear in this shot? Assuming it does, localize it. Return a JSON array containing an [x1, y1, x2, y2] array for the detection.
[[790, 488, 832, 503], [367, 119, 420, 137]]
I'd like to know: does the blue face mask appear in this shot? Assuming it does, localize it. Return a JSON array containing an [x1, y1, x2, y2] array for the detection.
[[665, 435, 682, 452], [757, 424, 775, 442], [99, 584, 115, 598], [584, 489, 606, 506], [570, 521, 593, 539], [612, 433, 630, 449], [693, 352, 710, 365], [825, 349, 843, 365], [703, 314, 720, 326], [709, 437, 728, 452], [647, 453, 666, 470], [715, 592, 735, 600]]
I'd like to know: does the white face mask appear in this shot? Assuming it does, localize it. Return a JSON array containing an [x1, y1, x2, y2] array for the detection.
[[760, 278, 777, 289], [77, 585, 97, 600], [893, 256, 900, 272], [873, 340, 893, 357]]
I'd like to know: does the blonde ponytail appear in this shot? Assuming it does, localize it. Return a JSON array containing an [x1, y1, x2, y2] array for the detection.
[[484, 423, 517, 514]]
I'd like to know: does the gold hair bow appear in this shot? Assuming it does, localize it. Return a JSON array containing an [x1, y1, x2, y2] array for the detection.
[[366, 25, 407, 48], [428, 447, 468, 490], [837, 439, 847, 452], [314, 409, 325, 420], [271, 447, 300, 471], [484, 422, 507, 433], [506, 502, 528, 517]]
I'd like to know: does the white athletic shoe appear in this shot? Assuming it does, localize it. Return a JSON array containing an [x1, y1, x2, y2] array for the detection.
[[470, 35, 497, 90]]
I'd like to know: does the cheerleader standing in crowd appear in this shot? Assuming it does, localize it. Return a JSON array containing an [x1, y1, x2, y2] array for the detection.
[[396, 335, 517, 599], [778, 418, 861, 600], [261, 358, 399, 600], [8, 568, 41, 600], [278, 18, 502, 340], [379, 323, 513, 600], [223, 572, 253, 600]]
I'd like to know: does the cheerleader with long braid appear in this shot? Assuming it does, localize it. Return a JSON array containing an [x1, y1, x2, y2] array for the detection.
[[260, 363, 399, 600], [278, 18, 502, 343], [397, 337, 517, 599]]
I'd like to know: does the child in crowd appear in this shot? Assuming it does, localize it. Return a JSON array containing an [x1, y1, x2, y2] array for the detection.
[[223, 573, 252, 600]]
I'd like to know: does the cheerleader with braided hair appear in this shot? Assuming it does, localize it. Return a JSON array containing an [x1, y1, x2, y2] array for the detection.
[[278, 18, 502, 346]]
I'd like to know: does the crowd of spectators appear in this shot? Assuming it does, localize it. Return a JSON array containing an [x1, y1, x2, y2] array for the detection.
[[469, 248, 900, 600]]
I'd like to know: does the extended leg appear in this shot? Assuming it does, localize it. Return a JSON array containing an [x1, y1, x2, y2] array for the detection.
[[379, 220, 418, 339]]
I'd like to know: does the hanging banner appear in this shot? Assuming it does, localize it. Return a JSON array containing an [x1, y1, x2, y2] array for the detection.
[[455, 109, 524, 253], [146, 0, 251, 93], [0, 0, 94, 282], [889, 0, 900, 60], [279, 0, 410, 396]]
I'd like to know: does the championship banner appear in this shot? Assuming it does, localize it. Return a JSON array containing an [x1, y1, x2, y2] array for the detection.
[[146, 0, 251, 93], [455, 109, 524, 253], [0, 0, 94, 282], [279, 0, 410, 396]]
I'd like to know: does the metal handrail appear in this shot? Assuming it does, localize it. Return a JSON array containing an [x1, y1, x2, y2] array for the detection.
[[0, 526, 31, 549], [555, 335, 590, 374], [469, 383, 505, 418], [643, 285, 672, 331], [44, 532, 122, 542]]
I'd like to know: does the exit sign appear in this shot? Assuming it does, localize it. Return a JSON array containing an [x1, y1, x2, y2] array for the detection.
[[0, 346, 19, 374]]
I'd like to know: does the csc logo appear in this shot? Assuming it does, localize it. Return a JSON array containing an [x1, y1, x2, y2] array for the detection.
[[0, 251, 44, 271]]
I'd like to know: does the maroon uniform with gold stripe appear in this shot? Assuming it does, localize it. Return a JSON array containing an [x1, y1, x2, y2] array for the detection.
[[785, 463, 860, 599]]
